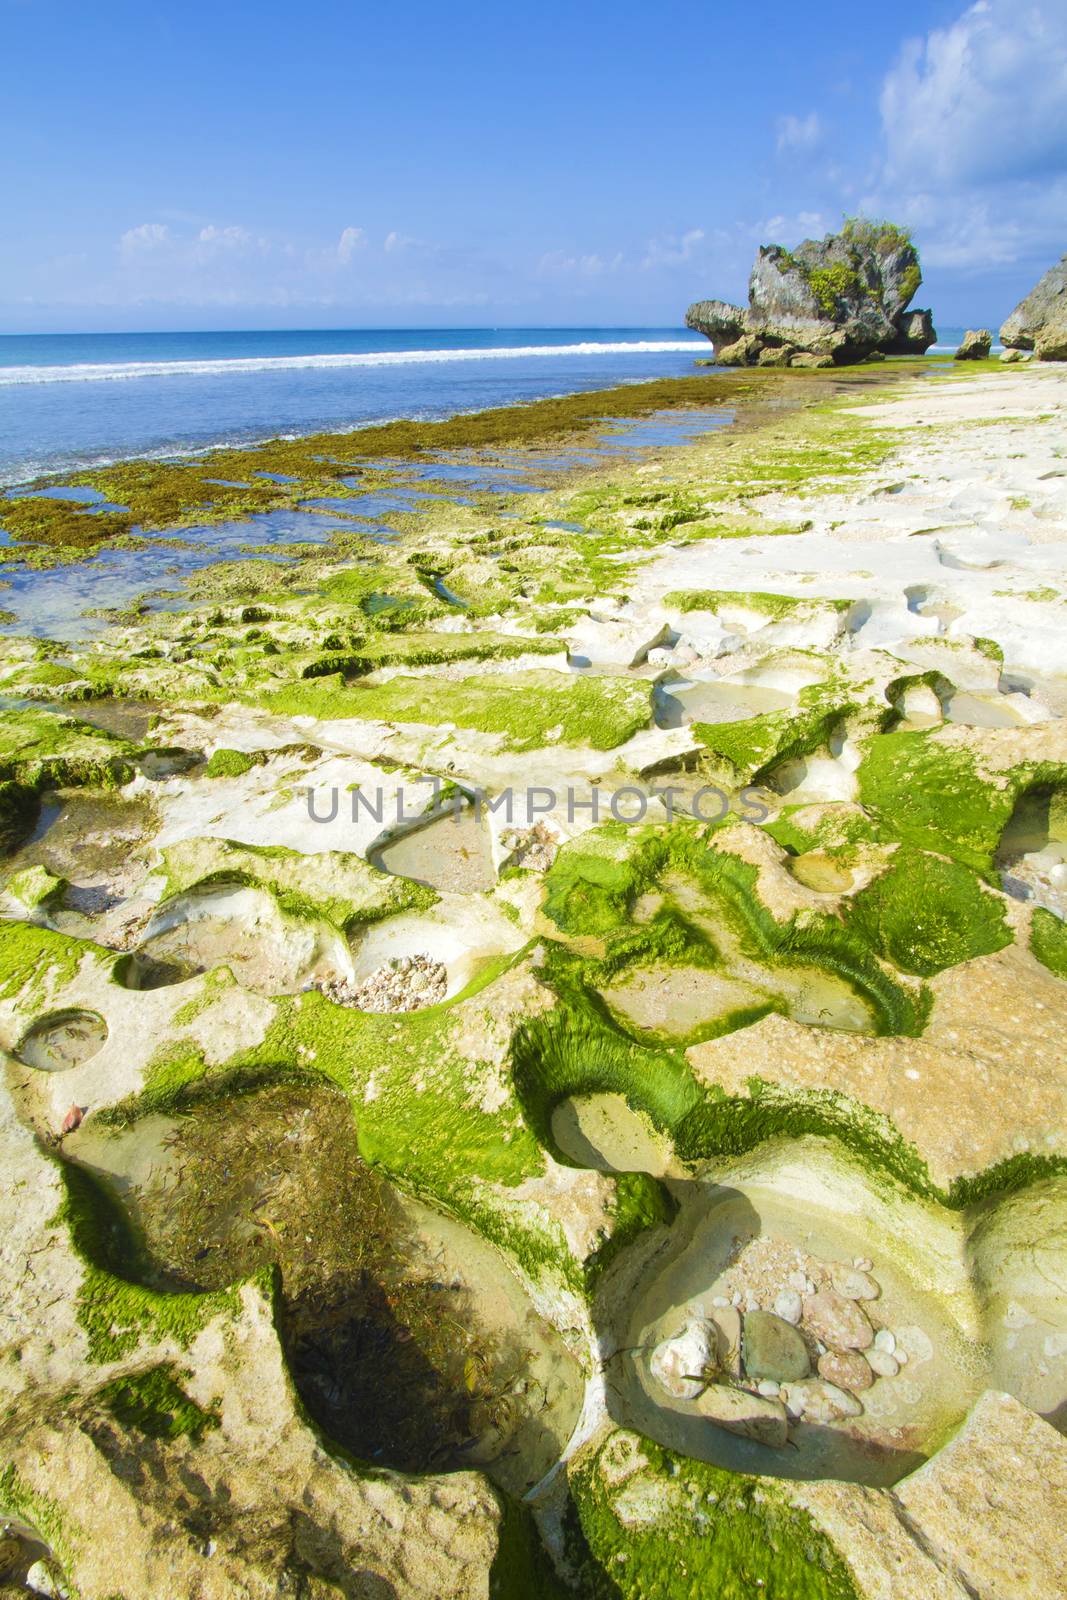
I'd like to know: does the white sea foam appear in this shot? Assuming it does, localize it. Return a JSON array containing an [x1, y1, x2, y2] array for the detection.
[[0, 341, 705, 387]]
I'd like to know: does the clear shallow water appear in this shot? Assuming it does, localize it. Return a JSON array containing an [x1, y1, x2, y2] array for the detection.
[[0, 326, 710, 485]]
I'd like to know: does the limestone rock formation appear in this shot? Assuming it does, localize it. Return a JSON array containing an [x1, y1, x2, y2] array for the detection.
[[885, 306, 937, 354], [686, 219, 936, 366], [1000, 252, 1067, 359], [955, 329, 992, 360]]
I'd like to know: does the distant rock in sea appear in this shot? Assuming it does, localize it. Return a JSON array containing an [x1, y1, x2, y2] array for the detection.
[[686, 218, 936, 367], [1001, 253, 1067, 361], [955, 328, 993, 361]]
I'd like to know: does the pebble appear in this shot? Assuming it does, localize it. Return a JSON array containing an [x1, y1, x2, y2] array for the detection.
[[874, 1329, 896, 1355], [710, 1305, 743, 1379], [803, 1290, 874, 1351], [696, 1383, 789, 1448], [781, 1380, 864, 1423], [867, 1348, 900, 1379], [757, 1379, 781, 1398], [853, 1257, 873, 1272], [773, 1289, 803, 1325], [25, 1564, 68, 1600], [321, 953, 447, 1013], [818, 1349, 874, 1392], [831, 1266, 881, 1302], [742, 1310, 811, 1383], [650, 1318, 717, 1400]]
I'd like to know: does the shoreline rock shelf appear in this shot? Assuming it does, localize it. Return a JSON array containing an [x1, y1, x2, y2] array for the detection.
[[1, 356, 1067, 1597]]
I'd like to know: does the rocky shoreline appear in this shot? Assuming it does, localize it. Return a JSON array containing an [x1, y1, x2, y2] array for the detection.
[[0, 352, 1066, 1597]]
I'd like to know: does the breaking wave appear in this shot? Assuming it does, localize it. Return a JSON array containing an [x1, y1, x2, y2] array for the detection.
[[0, 340, 706, 387]]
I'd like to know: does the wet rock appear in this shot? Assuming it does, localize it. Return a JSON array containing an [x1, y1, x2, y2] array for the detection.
[[710, 1305, 743, 1379], [867, 1348, 900, 1379], [781, 1379, 864, 1423], [649, 1318, 716, 1400], [818, 1349, 873, 1392], [742, 1309, 810, 1382], [955, 329, 992, 361], [831, 1265, 881, 1301], [802, 1289, 874, 1351], [694, 1382, 789, 1447], [788, 351, 835, 369], [757, 344, 795, 368], [773, 1289, 803, 1324], [715, 333, 763, 367]]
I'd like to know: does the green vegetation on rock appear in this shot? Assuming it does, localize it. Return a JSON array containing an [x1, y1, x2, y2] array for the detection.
[[567, 1431, 859, 1600], [847, 848, 1011, 975], [98, 1364, 220, 1441], [1030, 907, 1067, 979]]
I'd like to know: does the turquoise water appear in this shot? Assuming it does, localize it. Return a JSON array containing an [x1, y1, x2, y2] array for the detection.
[[0, 326, 709, 485]]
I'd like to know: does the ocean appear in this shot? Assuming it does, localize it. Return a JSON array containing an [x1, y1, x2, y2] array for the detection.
[[0, 327, 710, 486]]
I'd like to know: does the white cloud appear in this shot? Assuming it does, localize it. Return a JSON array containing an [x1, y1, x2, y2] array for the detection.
[[336, 226, 365, 264], [197, 224, 253, 250], [881, 1, 1067, 187], [776, 112, 823, 154], [860, 0, 1067, 276], [119, 222, 171, 256]]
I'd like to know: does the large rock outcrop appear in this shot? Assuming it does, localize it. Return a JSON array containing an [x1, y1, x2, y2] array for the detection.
[[1001, 252, 1067, 360], [687, 219, 936, 367]]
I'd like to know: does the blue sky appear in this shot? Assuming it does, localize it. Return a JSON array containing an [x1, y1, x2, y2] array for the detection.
[[2, 0, 1065, 331]]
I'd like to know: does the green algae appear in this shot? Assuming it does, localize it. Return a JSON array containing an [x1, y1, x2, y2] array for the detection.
[[567, 1431, 859, 1600], [541, 822, 928, 1039], [1030, 907, 1067, 979], [489, 1497, 572, 1600], [261, 670, 653, 751], [4, 864, 65, 909], [663, 588, 850, 619], [0, 707, 134, 790], [203, 747, 257, 779], [97, 1364, 220, 1442], [857, 729, 1067, 873], [0, 919, 88, 1008], [847, 847, 1012, 975], [691, 700, 851, 782]]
